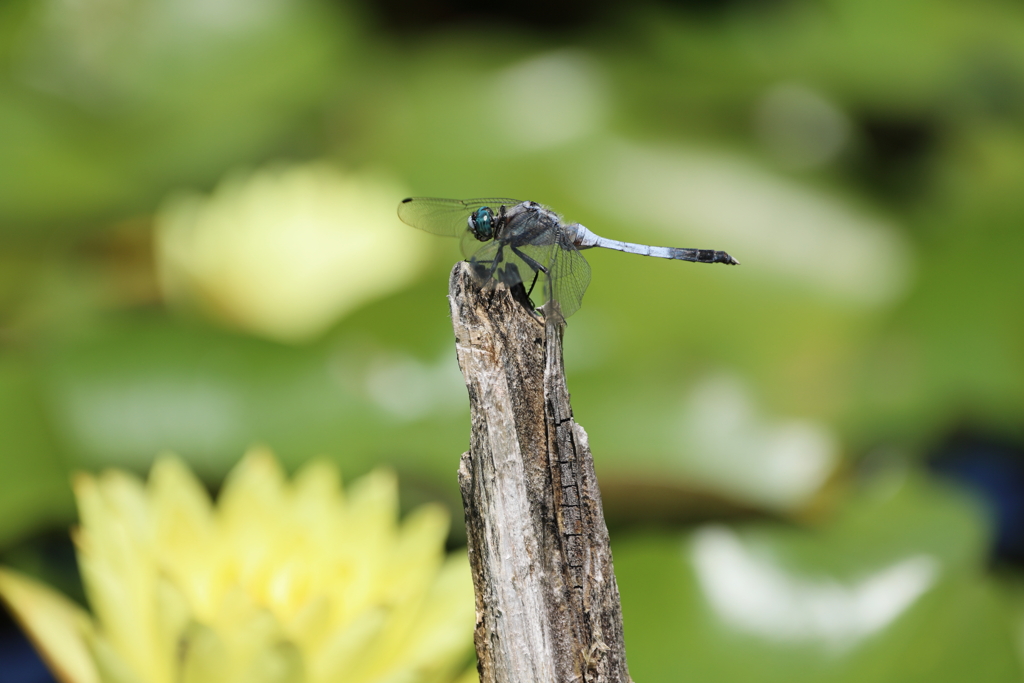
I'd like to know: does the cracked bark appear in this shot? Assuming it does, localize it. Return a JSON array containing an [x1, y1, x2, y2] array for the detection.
[[448, 262, 631, 683]]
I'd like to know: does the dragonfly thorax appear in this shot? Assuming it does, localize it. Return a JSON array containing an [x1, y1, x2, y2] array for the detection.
[[468, 207, 496, 241]]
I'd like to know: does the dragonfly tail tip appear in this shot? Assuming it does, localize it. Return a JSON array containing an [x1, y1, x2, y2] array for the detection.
[[720, 252, 740, 265]]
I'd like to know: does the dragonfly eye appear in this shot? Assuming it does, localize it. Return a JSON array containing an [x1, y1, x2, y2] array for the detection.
[[469, 207, 494, 240]]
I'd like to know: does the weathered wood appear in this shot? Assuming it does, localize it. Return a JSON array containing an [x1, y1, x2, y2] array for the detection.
[[448, 262, 631, 683]]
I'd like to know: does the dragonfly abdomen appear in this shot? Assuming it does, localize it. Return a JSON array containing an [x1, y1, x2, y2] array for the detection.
[[663, 246, 739, 264], [588, 233, 739, 265]]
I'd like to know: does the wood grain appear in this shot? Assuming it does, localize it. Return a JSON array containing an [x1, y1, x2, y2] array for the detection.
[[449, 262, 631, 683]]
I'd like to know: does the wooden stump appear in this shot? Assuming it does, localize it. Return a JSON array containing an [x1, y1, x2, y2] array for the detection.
[[448, 262, 631, 683]]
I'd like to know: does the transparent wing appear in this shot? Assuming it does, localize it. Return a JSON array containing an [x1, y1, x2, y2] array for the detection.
[[464, 239, 503, 283], [460, 229, 488, 259], [548, 245, 591, 318], [466, 240, 541, 299], [397, 197, 523, 237], [516, 242, 592, 318]]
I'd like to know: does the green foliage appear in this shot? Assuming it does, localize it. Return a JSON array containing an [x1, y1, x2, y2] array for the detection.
[[615, 473, 1021, 682], [1, 0, 1024, 677]]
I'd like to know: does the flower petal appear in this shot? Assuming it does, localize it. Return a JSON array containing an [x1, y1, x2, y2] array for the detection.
[[451, 666, 480, 683], [0, 567, 99, 683], [242, 640, 305, 683], [308, 607, 388, 683], [148, 456, 220, 618], [86, 631, 145, 683], [178, 622, 229, 683], [74, 473, 164, 683]]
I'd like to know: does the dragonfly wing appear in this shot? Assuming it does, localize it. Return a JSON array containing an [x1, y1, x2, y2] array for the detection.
[[516, 242, 591, 318], [397, 197, 523, 238], [465, 239, 503, 283], [548, 245, 591, 318], [467, 240, 541, 297], [460, 229, 486, 259]]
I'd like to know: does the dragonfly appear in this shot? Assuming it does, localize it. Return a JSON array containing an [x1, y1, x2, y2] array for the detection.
[[398, 197, 739, 318]]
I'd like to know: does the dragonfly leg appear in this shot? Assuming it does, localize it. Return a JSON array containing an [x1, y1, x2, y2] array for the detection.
[[525, 269, 540, 299], [489, 246, 505, 280], [471, 246, 505, 281], [510, 246, 548, 275], [501, 262, 539, 316], [510, 246, 546, 299]]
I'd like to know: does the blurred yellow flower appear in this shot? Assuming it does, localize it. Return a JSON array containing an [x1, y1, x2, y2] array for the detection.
[[155, 163, 431, 343], [0, 449, 476, 683]]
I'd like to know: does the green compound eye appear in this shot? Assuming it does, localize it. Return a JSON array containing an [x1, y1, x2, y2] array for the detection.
[[469, 207, 494, 240]]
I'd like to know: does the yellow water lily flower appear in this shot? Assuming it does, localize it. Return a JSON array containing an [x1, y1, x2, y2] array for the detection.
[[155, 163, 432, 343], [0, 449, 476, 683]]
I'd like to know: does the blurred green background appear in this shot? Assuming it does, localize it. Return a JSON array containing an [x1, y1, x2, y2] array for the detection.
[[2, 0, 1024, 680]]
